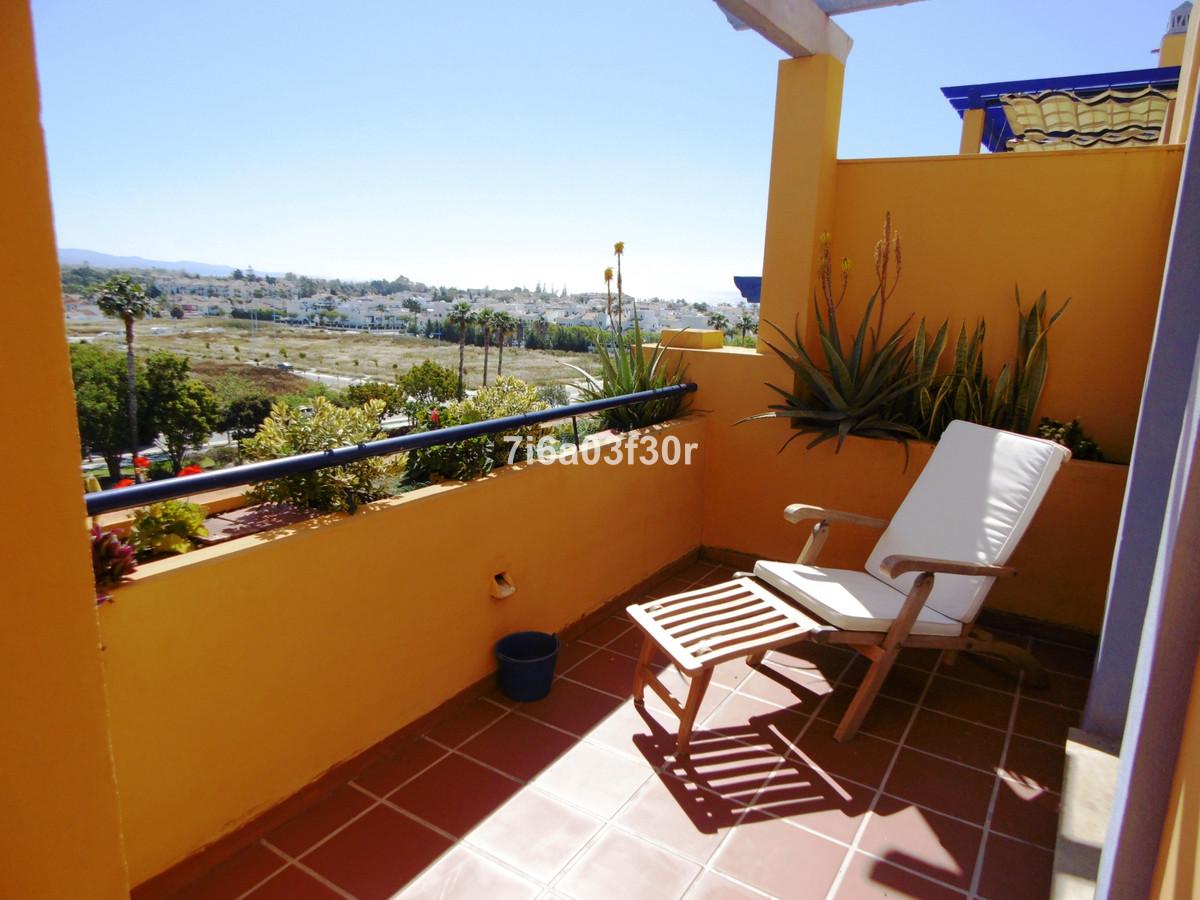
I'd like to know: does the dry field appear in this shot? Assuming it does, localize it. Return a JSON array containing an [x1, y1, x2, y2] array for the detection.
[[67, 317, 599, 389]]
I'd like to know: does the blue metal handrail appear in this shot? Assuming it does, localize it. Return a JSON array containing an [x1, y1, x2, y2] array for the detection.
[[85, 383, 698, 516]]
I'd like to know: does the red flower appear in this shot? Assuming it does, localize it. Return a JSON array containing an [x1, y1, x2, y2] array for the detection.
[[114, 478, 134, 488], [429, 409, 441, 425], [177, 465, 204, 477], [134, 456, 150, 468]]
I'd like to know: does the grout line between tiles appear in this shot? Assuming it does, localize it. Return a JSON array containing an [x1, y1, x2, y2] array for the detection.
[[968, 661, 1026, 898], [228, 852, 290, 900], [822, 651, 943, 900], [256, 840, 358, 900]]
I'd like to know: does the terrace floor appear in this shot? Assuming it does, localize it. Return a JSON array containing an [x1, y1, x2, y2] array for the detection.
[[171, 559, 1092, 900]]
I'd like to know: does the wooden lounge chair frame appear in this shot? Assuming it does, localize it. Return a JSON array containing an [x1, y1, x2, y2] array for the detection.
[[629, 502, 1049, 754]]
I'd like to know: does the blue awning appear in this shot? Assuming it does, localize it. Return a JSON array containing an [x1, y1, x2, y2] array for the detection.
[[734, 275, 761, 304], [941, 66, 1181, 152]]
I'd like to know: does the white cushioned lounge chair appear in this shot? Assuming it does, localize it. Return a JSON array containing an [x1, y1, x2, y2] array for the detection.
[[627, 421, 1070, 753]]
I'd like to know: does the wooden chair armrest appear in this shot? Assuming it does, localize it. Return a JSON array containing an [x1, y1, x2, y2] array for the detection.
[[880, 555, 1017, 579], [784, 504, 889, 529]]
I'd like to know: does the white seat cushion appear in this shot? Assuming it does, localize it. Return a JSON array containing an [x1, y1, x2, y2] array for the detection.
[[865, 421, 1069, 626], [753, 560, 964, 636]]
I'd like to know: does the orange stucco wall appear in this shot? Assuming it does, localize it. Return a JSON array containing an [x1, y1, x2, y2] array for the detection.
[[824, 149, 1182, 462], [100, 419, 705, 884], [0, 3, 129, 896]]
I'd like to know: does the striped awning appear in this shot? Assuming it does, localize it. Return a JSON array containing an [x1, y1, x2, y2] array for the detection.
[[1000, 85, 1176, 152], [942, 67, 1181, 153]]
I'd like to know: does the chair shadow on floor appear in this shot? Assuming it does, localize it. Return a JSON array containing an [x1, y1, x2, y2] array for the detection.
[[629, 677, 986, 894]]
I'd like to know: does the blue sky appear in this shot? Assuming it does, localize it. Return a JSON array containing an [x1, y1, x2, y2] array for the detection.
[[32, 0, 1169, 301]]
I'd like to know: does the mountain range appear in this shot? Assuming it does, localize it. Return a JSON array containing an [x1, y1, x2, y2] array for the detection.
[[58, 248, 239, 277]]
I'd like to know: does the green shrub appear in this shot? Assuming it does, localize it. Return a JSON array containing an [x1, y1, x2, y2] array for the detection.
[[146, 460, 176, 481], [536, 383, 571, 408], [130, 500, 208, 559], [408, 377, 546, 482], [243, 397, 405, 512]]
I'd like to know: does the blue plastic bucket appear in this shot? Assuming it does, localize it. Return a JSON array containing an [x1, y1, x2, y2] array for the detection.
[[495, 631, 560, 702]]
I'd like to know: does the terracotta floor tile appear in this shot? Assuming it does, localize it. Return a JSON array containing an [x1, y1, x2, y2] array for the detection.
[[1013, 698, 1080, 746], [244, 866, 345, 899], [990, 778, 1061, 848], [816, 686, 916, 743], [583, 698, 680, 761], [643, 670, 733, 723], [1022, 672, 1090, 712], [520, 678, 624, 737], [738, 666, 834, 708], [646, 576, 700, 600], [397, 844, 540, 899], [786, 717, 897, 788], [614, 774, 737, 863], [578, 615, 633, 648], [555, 641, 598, 675], [466, 790, 602, 884], [858, 797, 982, 890], [904, 710, 1006, 771], [264, 784, 374, 857], [556, 826, 701, 900], [386, 753, 521, 837], [711, 658, 756, 691], [661, 731, 785, 808], [532, 740, 653, 818], [424, 698, 509, 747], [700, 691, 810, 742], [353, 738, 447, 798], [897, 648, 945, 671], [883, 750, 996, 824], [567, 649, 641, 698], [1001, 736, 1065, 793], [765, 642, 854, 683], [684, 870, 765, 899], [838, 658, 931, 704], [459, 712, 577, 781], [976, 833, 1054, 900], [749, 763, 874, 842], [834, 851, 967, 899], [920, 677, 1016, 730], [939, 656, 1020, 693], [713, 815, 847, 899], [606, 625, 648, 659], [171, 843, 286, 900], [300, 805, 452, 900], [1029, 640, 1096, 679]]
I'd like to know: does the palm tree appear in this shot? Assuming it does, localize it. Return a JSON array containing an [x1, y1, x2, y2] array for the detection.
[[447, 301, 475, 398], [706, 311, 731, 337], [494, 311, 517, 376], [95, 275, 155, 481], [477, 308, 497, 385], [736, 311, 758, 341]]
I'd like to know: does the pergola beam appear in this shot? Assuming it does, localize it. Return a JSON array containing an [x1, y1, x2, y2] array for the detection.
[[714, 0, 853, 61]]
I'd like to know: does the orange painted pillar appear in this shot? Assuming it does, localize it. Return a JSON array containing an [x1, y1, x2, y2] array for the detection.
[[0, 2, 130, 896]]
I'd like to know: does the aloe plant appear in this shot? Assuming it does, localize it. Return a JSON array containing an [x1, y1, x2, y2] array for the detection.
[[744, 216, 937, 458], [566, 243, 689, 431]]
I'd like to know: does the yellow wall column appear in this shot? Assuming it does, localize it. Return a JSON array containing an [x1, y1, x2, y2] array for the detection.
[[758, 54, 844, 342], [0, 3, 129, 897], [958, 107, 986, 154]]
